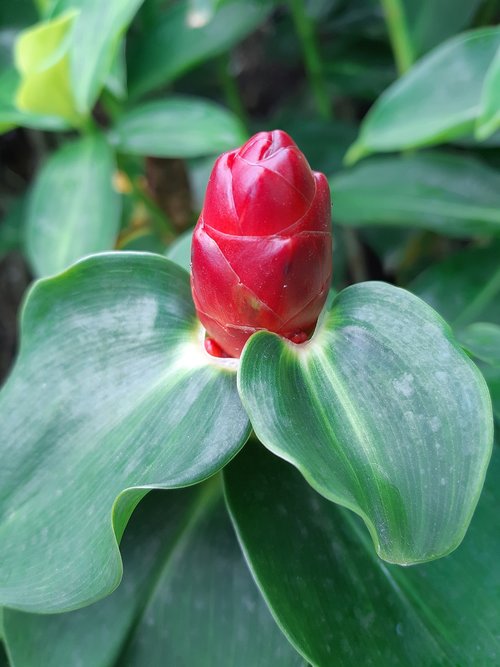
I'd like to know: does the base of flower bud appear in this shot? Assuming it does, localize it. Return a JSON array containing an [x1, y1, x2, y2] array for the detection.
[[288, 331, 309, 344], [204, 336, 231, 358]]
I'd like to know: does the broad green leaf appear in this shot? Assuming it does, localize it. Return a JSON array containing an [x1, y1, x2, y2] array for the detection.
[[3, 487, 202, 667], [4, 483, 304, 667], [238, 282, 493, 565], [409, 243, 500, 329], [165, 228, 193, 273], [0, 67, 69, 133], [69, 0, 144, 114], [26, 133, 121, 277], [331, 152, 500, 237], [0, 253, 250, 613], [458, 322, 500, 367], [476, 47, 500, 140], [14, 10, 82, 126], [109, 98, 247, 158], [128, 0, 273, 99], [225, 440, 500, 667], [346, 28, 500, 163], [119, 486, 304, 666], [402, 0, 482, 56]]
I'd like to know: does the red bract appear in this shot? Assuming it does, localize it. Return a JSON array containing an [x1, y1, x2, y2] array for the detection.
[[191, 130, 332, 358]]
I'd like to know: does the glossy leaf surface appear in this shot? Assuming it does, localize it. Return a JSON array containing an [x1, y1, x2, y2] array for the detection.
[[346, 28, 500, 162], [0, 253, 249, 613], [4, 483, 301, 667], [128, 0, 272, 99], [225, 441, 500, 667], [26, 133, 121, 277], [331, 152, 500, 237], [109, 98, 246, 158], [69, 0, 143, 113], [238, 282, 493, 564]]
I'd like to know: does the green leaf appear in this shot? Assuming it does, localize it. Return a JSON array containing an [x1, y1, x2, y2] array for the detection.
[[458, 322, 500, 367], [225, 440, 500, 667], [14, 10, 82, 126], [0, 252, 250, 613], [476, 46, 500, 140], [25, 133, 121, 277], [238, 282, 493, 565], [331, 152, 500, 237], [165, 228, 193, 273], [127, 0, 273, 99], [119, 486, 304, 666], [410, 244, 500, 424], [346, 28, 500, 163], [3, 487, 202, 667], [402, 0, 482, 56], [4, 483, 304, 667], [69, 0, 144, 114], [109, 97, 247, 158], [409, 243, 500, 329], [0, 67, 69, 134]]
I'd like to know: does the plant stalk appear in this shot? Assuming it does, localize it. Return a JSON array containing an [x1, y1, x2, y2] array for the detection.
[[380, 0, 415, 75], [288, 0, 332, 120]]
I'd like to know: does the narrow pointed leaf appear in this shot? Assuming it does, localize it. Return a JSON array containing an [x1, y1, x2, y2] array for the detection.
[[238, 282, 493, 564], [331, 152, 500, 237], [225, 441, 500, 667], [26, 133, 121, 277], [346, 28, 500, 162], [109, 98, 247, 158], [0, 253, 249, 613]]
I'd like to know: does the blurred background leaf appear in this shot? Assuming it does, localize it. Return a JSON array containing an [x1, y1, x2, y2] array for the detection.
[[109, 97, 247, 158], [25, 132, 121, 277]]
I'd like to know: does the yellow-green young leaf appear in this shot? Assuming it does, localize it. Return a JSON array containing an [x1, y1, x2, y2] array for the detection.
[[346, 28, 500, 163], [14, 10, 81, 126], [0, 253, 250, 613], [238, 282, 493, 565], [0, 67, 69, 134], [475, 47, 500, 140]]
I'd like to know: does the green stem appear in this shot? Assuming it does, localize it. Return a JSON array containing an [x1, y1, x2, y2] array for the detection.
[[380, 0, 415, 75], [453, 265, 500, 329], [218, 56, 250, 134], [288, 0, 332, 120]]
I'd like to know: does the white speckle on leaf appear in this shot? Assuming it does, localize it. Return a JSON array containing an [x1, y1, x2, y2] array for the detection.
[[393, 373, 414, 397]]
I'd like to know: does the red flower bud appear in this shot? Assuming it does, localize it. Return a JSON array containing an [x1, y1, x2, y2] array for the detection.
[[191, 130, 332, 358]]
